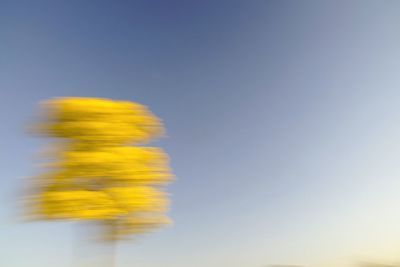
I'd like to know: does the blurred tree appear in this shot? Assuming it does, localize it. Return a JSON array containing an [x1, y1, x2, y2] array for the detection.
[[26, 97, 173, 266]]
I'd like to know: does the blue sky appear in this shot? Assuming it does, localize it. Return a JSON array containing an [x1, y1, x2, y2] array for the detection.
[[2, 1, 400, 266]]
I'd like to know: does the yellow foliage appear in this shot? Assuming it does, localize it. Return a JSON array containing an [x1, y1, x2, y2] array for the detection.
[[38, 190, 120, 220], [106, 186, 169, 213], [27, 97, 172, 240], [37, 97, 163, 145]]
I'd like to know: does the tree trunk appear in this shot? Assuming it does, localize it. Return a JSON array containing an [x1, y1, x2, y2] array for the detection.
[[106, 221, 118, 267], [108, 239, 117, 267]]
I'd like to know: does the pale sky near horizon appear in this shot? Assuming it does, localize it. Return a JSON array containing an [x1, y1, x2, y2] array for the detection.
[[2, 1, 400, 267]]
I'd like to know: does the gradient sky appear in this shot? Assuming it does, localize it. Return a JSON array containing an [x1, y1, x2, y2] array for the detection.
[[2, 1, 400, 267]]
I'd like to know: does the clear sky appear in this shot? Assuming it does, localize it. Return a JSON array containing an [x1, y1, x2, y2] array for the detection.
[[2, 1, 400, 267]]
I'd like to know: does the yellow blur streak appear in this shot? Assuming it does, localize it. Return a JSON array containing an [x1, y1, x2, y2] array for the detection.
[[27, 97, 173, 241]]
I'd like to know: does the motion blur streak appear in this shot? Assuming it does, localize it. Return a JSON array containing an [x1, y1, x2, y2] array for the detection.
[[25, 97, 173, 241]]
